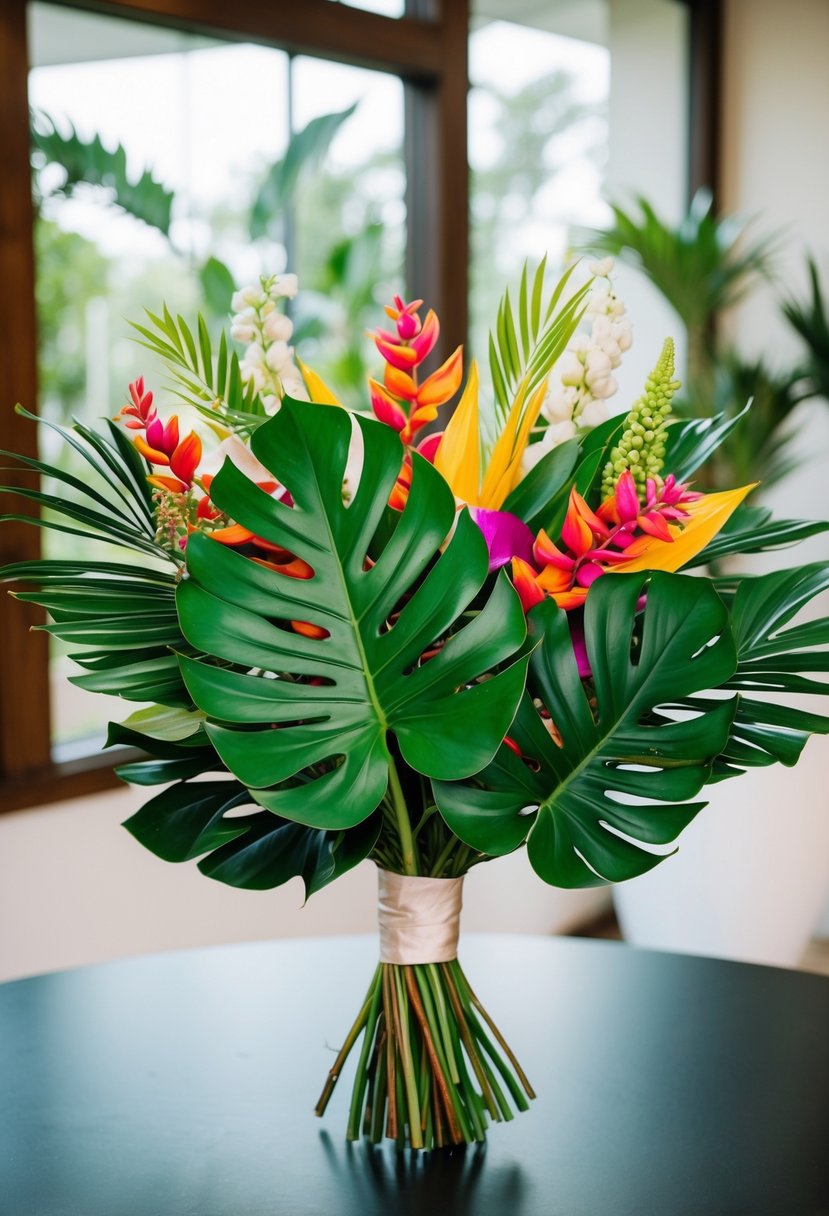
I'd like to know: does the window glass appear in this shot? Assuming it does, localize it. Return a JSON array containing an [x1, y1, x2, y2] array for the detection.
[[469, 0, 690, 408], [468, 11, 610, 382], [290, 55, 405, 407]]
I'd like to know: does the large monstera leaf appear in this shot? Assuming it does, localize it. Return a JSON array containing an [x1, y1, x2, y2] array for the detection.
[[433, 572, 738, 888], [176, 399, 529, 830], [693, 562, 829, 779]]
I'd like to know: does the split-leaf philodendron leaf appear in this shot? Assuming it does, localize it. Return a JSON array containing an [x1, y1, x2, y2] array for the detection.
[[433, 572, 738, 887], [690, 562, 829, 778], [176, 399, 530, 831], [123, 777, 380, 895]]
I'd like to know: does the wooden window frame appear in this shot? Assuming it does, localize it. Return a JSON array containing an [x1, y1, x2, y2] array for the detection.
[[683, 0, 723, 203], [0, 0, 719, 813], [0, 0, 469, 812]]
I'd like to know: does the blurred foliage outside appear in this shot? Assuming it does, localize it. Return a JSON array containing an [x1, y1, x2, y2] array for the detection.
[[579, 192, 829, 490]]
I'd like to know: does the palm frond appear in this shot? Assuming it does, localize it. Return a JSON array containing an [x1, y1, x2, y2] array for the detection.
[[699, 353, 812, 487], [131, 307, 268, 432], [488, 258, 591, 420], [782, 257, 829, 402], [576, 190, 778, 333], [687, 563, 829, 779], [249, 103, 358, 241], [0, 410, 191, 708]]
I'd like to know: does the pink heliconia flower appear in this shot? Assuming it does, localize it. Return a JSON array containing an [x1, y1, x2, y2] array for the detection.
[[533, 530, 575, 572], [369, 296, 465, 512], [410, 310, 440, 362], [369, 380, 407, 432], [614, 470, 640, 522], [637, 512, 673, 541], [118, 376, 156, 430], [145, 415, 180, 458], [574, 561, 604, 589], [513, 469, 705, 617], [416, 432, 443, 463], [375, 336, 419, 372]]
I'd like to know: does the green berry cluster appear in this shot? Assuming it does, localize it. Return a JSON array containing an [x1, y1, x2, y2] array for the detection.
[[601, 337, 680, 499]]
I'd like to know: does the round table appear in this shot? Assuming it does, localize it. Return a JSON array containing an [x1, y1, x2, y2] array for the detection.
[[1, 935, 827, 1215]]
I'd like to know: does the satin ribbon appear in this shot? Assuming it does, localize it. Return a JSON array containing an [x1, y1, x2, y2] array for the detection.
[[377, 869, 464, 965]]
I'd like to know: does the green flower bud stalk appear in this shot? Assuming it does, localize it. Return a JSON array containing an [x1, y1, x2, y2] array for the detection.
[[601, 338, 681, 499], [152, 488, 190, 553]]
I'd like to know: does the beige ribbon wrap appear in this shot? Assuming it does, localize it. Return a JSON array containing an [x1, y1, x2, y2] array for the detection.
[[377, 869, 464, 965]]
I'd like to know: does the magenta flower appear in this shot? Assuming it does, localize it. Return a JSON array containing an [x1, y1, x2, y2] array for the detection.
[[469, 507, 535, 572]]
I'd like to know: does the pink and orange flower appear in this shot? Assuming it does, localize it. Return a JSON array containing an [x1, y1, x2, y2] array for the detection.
[[511, 470, 753, 614]]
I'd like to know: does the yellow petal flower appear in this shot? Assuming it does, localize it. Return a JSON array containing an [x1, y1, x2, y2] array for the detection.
[[609, 483, 758, 574], [296, 358, 341, 407], [433, 360, 480, 502], [478, 377, 547, 510]]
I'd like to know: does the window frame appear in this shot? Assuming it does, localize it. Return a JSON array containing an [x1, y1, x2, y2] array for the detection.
[[0, 0, 718, 813]]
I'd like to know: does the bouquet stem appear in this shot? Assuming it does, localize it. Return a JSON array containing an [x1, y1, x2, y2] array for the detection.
[[315, 959, 534, 1150]]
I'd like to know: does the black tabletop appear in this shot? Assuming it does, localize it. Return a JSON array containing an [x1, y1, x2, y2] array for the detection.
[[1, 934, 827, 1216]]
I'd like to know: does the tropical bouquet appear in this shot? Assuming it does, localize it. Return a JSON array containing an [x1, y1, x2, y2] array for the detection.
[[3, 259, 829, 1152]]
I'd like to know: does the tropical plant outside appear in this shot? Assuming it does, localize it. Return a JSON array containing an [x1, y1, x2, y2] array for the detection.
[[574, 191, 827, 489]]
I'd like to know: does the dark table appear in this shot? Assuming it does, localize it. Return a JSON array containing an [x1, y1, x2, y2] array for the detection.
[[1, 934, 827, 1216]]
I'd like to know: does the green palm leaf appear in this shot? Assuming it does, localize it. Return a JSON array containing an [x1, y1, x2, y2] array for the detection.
[[176, 399, 530, 831], [684, 563, 829, 778], [688, 505, 829, 567], [0, 411, 191, 708], [577, 191, 776, 335], [501, 437, 579, 533], [720, 563, 829, 697], [131, 307, 266, 431], [782, 257, 829, 403], [433, 573, 738, 888], [663, 400, 752, 482], [109, 702, 381, 892], [488, 259, 591, 419], [250, 103, 358, 240]]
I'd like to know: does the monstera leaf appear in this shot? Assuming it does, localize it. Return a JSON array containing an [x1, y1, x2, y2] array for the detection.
[[433, 573, 738, 888], [691, 562, 829, 778], [123, 777, 380, 894], [176, 399, 529, 831]]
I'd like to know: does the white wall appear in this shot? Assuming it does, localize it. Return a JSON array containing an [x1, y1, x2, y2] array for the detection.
[[720, 0, 829, 366], [607, 0, 829, 961], [721, 0, 829, 937], [606, 0, 690, 396]]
